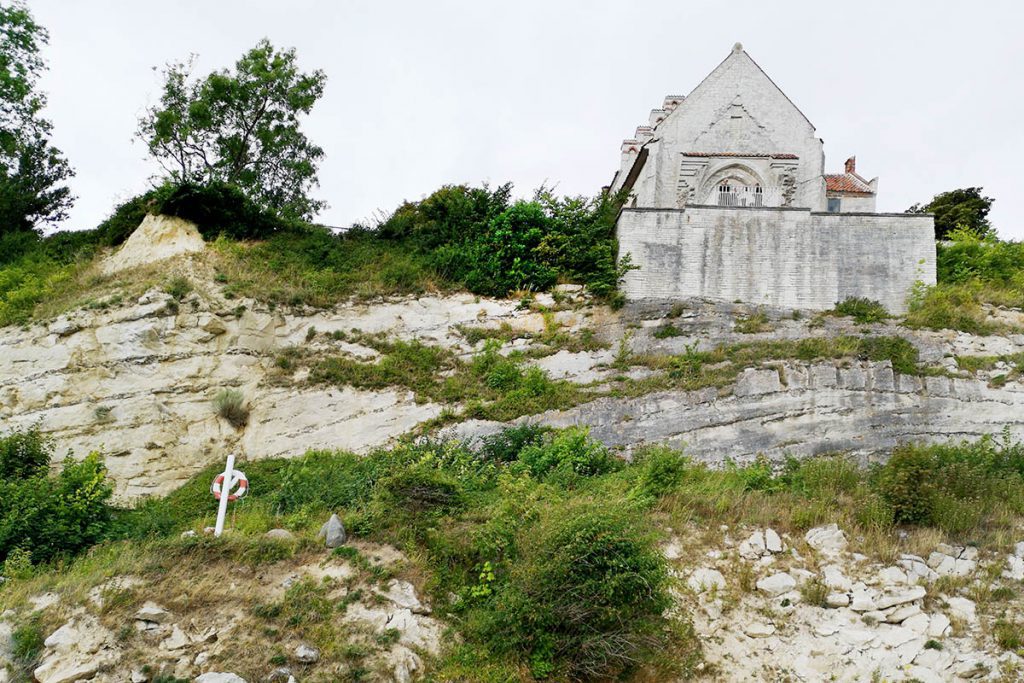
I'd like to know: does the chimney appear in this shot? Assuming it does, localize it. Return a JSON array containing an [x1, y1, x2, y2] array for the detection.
[[844, 156, 856, 174]]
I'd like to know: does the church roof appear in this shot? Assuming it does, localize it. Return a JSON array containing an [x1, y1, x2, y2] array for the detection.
[[825, 173, 874, 194]]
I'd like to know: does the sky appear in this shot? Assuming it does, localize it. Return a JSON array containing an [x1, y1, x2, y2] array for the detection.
[[27, 0, 1024, 238]]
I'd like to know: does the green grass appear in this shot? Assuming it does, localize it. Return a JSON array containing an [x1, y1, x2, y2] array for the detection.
[[211, 231, 453, 306], [831, 297, 889, 324], [5, 427, 1024, 679], [308, 338, 586, 423]]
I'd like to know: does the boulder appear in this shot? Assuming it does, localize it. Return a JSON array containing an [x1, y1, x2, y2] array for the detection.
[[136, 602, 172, 624], [102, 214, 205, 275], [294, 643, 320, 663], [318, 514, 347, 548], [687, 568, 727, 594], [265, 528, 297, 542], [375, 579, 430, 614], [756, 572, 796, 596], [804, 524, 848, 554], [195, 675, 248, 683]]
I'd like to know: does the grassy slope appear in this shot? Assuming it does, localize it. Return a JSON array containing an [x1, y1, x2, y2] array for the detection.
[[6, 431, 1024, 680]]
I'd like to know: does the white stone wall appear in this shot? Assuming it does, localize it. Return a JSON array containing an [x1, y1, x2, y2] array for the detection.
[[617, 207, 936, 313], [831, 193, 877, 212]]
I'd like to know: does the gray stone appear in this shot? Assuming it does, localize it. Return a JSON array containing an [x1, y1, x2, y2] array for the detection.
[[756, 572, 796, 596], [195, 675, 248, 683], [687, 568, 726, 594], [946, 596, 976, 623], [743, 621, 776, 638], [825, 592, 850, 608], [805, 524, 847, 554], [294, 643, 319, 663], [317, 514, 346, 548], [764, 528, 783, 553], [926, 613, 951, 638], [875, 585, 926, 610], [136, 602, 171, 624], [734, 368, 782, 397], [265, 528, 296, 542]]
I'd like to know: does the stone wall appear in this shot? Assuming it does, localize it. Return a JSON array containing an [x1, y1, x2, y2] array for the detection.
[[617, 206, 936, 313]]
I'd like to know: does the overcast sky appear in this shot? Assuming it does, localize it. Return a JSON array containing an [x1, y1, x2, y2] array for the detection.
[[28, 0, 1024, 238]]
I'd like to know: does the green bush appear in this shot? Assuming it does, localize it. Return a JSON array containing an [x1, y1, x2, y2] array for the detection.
[[159, 181, 289, 240], [873, 436, 1024, 533], [832, 297, 889, 323], [484, 501, 671, 679], [478, 425, 549, 464], [0, 431, 113, 565], [518, 427, 622, 486], [631, 445, 689, 500], [0, 426, 50, 479]]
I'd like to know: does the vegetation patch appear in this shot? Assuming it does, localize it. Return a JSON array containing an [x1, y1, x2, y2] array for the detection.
[[831, 297, 889, 324]]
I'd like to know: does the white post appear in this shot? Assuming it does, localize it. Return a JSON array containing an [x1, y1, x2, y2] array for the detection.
[[214, 452, 235, 537]]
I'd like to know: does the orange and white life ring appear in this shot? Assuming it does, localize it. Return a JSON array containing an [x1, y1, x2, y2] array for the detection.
[[211, 470, 248, 501]]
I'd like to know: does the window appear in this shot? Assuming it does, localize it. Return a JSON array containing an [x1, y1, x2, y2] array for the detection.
[[827, 197, 841, 213], [717, 184, 734, 206]]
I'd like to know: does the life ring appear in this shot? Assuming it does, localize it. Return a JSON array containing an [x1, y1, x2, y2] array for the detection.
[[211, 470, 248, 501]]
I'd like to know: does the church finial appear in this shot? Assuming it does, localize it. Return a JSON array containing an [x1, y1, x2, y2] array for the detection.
[[732, 42, 743, 53]]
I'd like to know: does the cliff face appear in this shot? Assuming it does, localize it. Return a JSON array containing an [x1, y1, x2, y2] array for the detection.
[[3, 271, 1024, 502]]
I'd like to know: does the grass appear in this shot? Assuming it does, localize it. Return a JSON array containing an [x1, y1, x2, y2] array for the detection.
[[210, 232, 453, 306], [213, 389, 249, 428], [4, 428, 1024, 678], [307, 337, 586, 423], [831, 297, 889, 324], [734, 309, 772, 334]]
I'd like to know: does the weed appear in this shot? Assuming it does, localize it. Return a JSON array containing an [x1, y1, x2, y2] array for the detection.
[[163, 276, 192, 300], [735, 309, 772, 334], [831, 297, 889, 324], [213, 389, 249, 428]]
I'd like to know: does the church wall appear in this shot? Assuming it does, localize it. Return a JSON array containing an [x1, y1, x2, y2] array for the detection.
[[616, 207, 936, 313]]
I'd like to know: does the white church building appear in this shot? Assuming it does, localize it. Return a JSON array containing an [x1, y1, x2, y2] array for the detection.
[[610, 43, 935, 313]]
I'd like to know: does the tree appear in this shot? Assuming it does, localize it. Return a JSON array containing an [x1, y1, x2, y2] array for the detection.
[[0, 0, 74, 234], [138, 39, 327, 221], [908, 187, 994, 241]]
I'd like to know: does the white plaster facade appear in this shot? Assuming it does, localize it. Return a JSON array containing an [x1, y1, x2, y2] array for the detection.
[[611, 43, 935, 312]]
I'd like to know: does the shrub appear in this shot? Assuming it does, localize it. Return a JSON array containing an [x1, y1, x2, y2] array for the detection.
[[372, 463, 464, 517], [832, 297, 889, 324], [484, 501, 671, 679], [478, 425, 549, 464], [631, 446, 688, 500], [873, 437, 1024, 534], [799, 578, 830, 607], [0, 449, 113, 565], [518, 427, 622, 486], [463, 201, 557, 296], [905, 282, 1000, 335], [158, 181, 290, 240], [213, 389, 249, 428], [0, 427, 50, 479]]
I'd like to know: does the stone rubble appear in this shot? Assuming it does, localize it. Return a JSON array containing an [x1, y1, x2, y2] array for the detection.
[[671, 524, 1024, 681]]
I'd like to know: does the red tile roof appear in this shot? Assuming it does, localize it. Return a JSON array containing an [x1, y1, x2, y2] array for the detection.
[[825, 173, 873, 194], [682, 152, 799, 159]]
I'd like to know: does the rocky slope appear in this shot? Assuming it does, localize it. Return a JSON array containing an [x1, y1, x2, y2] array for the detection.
[[2, 259, 1024, 500]]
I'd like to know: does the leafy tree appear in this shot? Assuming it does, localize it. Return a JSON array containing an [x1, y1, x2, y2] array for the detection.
[[909, 187, 994, 240], [0, 0, 74, 234], [138, 39, 327, 220]]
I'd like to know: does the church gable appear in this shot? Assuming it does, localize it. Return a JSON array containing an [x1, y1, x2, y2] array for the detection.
[[691, 96, 776, 155]]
